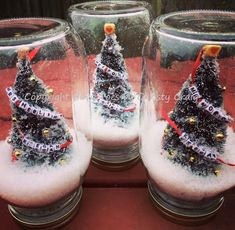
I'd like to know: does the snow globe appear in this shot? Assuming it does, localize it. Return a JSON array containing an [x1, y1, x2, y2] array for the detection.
[[0, 18, 92, 228], [68, 1, 153, 170], [141, 10, 235, 224]]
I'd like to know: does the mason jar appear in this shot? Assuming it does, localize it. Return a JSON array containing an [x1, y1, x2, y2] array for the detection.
[[68, 1, 153, 170], [141, 10, 235, 224], [0, 18, 92, 228]]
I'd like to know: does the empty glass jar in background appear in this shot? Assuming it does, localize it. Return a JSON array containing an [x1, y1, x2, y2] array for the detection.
[[68, 1, 153, 170], [0, 18, 92, 228], [141, 11, 235, 224]]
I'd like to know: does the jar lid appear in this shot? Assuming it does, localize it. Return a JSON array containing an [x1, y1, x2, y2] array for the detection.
[[0, 18, 70, 47], [154, 10, 235, 41], [68, 1, 150, 15]]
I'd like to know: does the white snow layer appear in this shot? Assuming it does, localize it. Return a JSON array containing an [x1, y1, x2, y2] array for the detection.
[[0, 131, 92, 207], [74, 98, 139, 149], [91, 111, 139, 148], [141, 120, 235, 201]]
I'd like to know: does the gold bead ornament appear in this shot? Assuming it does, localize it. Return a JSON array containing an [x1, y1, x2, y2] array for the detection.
[[7, 138, 12, 144], [12, 116, 17, 122], [189, 156, 196, 162], [14, 149, 22, 157], [214, 169, 221, 176], [42, 128, 50, 137], [168, 150, 176, 158], [66, 129, 70, 134], [59, 158, 66, 165], [168, 111, 173, 116], [30, 74, 37, 82], [187, 117, 197, 125], [215, 132, 224, 141], [164, 128, 170, 136], [48, 88, 54, 96]]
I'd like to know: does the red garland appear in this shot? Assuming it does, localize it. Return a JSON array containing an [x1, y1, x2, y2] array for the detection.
[[11, 153, 17, 162], [28, 47, 40, 61], [191, 47, 203, 83], [15, 100, 21, 107], [162, 110, 182, 136], [217, 158, 235, 167], [60, 138, 73, 149], [123, 104, 136, 112]]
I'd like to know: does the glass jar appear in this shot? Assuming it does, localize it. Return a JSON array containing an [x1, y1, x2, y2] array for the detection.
[[141, 10, 235, 224], [68, 1, 153, 170], [0, 18, 92, 228]]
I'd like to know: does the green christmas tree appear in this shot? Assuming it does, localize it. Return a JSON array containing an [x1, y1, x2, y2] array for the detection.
[[92, 23, 136, 126], [162, 45, 233, 176], [6, 48, 73, 166]]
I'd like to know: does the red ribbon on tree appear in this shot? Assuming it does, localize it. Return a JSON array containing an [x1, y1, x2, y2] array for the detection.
[[28, 47, 40, 61], [191, 48, 203, 83]]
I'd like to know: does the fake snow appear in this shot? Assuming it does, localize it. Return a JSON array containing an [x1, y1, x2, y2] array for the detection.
[[0, 130, 92, 207], [141, 120, 235, 201], [91, 112, 138, 148], [74, 98, 139, 148]]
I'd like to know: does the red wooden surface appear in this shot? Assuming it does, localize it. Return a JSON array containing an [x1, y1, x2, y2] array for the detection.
[[1, 173, 235, 230], [84, 162, 146, 187]]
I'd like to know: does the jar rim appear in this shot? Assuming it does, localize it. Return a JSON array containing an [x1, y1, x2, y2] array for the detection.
[[153, 10, 235, 42], [0, 18, 70, 49], [68, 1, 150, 15]]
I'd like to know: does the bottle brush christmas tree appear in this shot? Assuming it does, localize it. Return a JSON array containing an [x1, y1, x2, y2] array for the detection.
[[6, 47, 73, 167], [92, 23, 136, 127], [162, 45, 233, 176]]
